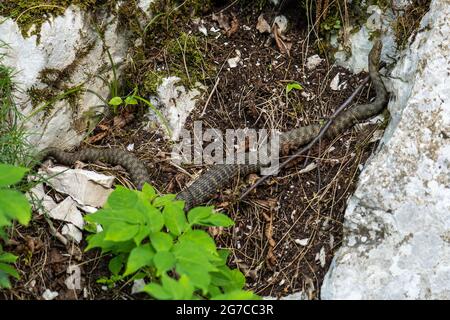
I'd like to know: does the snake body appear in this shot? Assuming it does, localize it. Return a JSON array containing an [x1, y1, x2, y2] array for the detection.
[[40, 40, 387, 211]]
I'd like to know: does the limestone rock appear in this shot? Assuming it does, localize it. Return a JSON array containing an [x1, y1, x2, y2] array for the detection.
[[321, 0, 450, 299], [0, 5, 128, 152]]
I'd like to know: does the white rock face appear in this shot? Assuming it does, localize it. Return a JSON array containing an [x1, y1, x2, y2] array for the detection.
[[0, 5, 128, 151], [321, 0, 450, 299], [147, 76, 205, 141], [138, 0, 156, 15], [334, 5, 398, 73]]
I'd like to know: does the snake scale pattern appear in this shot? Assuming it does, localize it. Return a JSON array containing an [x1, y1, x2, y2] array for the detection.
[[40, 40, 388, 211]]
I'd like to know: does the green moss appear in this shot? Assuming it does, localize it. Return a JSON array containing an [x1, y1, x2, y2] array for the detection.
[[0, 0, 99, 39], [144, 70, 165, 94], [142, 32, 215, 94], [27, 86, 54, 108]]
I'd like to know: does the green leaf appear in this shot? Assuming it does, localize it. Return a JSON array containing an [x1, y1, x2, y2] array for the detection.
[[187, 206, 213, 225], [124, 244, 155, 276], [0, 164, 29, 187], [153, 251, 176, 275], [0, 262, 20, 279], [207, 284, 222, 297], [198, 213, 234, 227], [211, 266, 245, 291], [142, 282, 172, 300], [125, 96, 138, 105], [0, 189, 31, 226], [104, 222, 140, 242], [84, 232, 135, 254], [86, 208, 144, 226], [0, 252, 17, 264], [108, 255, 124, 275], [163, 203, 188, 236], [178, 230, 218, 256], [150, 232, 173, 252], [173, 241, 217, 292], [160, 274, 194, 299], [153, 194, 177, 208], [212, 290, 260, 300], [141, 183, 157, 201], [217, 249, 230, 264], [286, 82, 303, 94], [133, 225, 150, 246], [0, 270, 12, 289], [108, 96, 123, 106], [104, 186, 147, 215]]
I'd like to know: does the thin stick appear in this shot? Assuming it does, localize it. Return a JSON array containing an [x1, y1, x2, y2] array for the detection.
[[200, 76, 220, 117], [239, 74, 371, 201]]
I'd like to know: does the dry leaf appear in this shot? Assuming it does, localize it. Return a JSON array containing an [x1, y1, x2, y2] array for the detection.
[[113, 115, 127, 128], [256, 14, 271, 33], [272, 24, 292, 55], [226, 14, 239, 36]]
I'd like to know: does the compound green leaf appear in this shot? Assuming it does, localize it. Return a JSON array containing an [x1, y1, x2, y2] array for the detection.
[[163, 203, 188, 236], [0, 164, 28, 187], [104, 222, 140, 242], [124, 244, 155, 276], [150, 232, 173, 252], [187, 206, 213, 225], [153, 251, 176, 276], [142, 282, 172, 300], [0, 189, 31, 226]]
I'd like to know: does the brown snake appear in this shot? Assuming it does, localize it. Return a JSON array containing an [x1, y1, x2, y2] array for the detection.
[[39, 40, 388, 211]]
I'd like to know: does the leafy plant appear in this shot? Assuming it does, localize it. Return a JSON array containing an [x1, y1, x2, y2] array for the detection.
[[321, 15, 341, 32], [285, 81, 303, 111], [0, 163, 32, 288], [108, 89, 172, 137], [285, 81, 303, 96], [84, 184, 258, 300]]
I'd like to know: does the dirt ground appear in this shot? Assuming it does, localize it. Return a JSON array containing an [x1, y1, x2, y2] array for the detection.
[[1, 1, 386, 300]]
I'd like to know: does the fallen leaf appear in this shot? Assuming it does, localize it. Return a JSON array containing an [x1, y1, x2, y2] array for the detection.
[[256, 14, 271, 33], [226, 14, 239, 36], [113, 115, 127, 128], [272, 23, 292, 55]]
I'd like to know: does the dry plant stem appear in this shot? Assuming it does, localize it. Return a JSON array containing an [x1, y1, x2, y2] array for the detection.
[[239, 74, 371, 201], [200, 76, 221, 117]]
